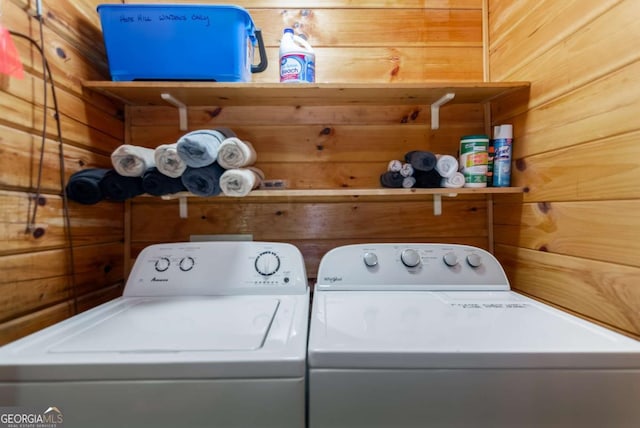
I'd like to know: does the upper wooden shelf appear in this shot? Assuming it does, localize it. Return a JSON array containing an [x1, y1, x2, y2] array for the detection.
[[83, 81, 530, 107]]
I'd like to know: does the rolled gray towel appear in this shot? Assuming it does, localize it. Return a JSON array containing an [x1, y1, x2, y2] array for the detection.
[[181, 163, 225, 197], [176, 129, 227, 168], [405, 150, 437, 172]]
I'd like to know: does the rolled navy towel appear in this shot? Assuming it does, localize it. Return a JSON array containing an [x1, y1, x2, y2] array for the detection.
[[154, 143, 187, 178], [142, 167, 187, 196], [380, 171, 404, 188], [220, 167, 264, 197], [181, 163, 226, 197], [413, 169, 442, 188], [217, 137, 257, 169], [65, 168, 109, 205], [111, 144, 156, 177], [99, 169, 145, 201], [405, 150, 437, 172]]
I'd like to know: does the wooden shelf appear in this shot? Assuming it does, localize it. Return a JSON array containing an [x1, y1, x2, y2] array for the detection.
[[83, 81, 530, 107], [156, 187, 524, 200], [150, 187, 524, 218]]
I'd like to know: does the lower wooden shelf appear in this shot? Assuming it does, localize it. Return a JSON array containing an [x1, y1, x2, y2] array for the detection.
[[140, 187, 524, 217]]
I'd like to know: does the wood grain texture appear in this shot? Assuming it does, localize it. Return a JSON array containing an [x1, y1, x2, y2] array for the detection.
[[489, 0, 640, 338], [0, 191, 124, 255], [489, 0, 622, 81], [0, 0, 124, 344], [496, 245, 640, 338], [494, 201, 640, 268], [491, 0, 640, 112], [0, 125, 113, 193], [511, 130, 640, 202], [129, 104, 484, 127]]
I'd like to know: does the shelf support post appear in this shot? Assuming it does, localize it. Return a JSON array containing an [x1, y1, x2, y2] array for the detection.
[[431, 93, 455, 130], [161, 93, 188, 131]]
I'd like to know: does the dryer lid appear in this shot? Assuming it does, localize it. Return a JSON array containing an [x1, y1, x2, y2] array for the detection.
[[50, 297, 279, 353]]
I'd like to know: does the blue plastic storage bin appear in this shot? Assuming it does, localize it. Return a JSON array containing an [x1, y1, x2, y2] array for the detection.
[[97, 4, 267, 82]]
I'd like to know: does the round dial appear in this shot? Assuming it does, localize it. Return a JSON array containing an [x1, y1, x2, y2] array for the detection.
[[154, 257, 170, 272], [363, 252, 378, 267], [466, 253, 483, 268], [179, 256, 195, 271], [443, 252, 459, 267], [400, 249, 421, 268], [255, 251, 281, 276]]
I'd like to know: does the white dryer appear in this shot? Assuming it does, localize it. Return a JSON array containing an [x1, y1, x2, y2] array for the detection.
[[307, 243, 640, 428], [0, 241, 309, 428]]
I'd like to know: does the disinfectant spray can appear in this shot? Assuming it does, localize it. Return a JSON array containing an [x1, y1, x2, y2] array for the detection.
[[492, 124, 513, 187]]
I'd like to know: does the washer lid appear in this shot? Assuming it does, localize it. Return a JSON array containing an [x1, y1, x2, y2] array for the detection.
[[308, 291, 640, 369], [50, 297, 279, 353]]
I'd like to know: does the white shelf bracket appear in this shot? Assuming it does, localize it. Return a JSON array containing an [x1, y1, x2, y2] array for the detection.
[[433, 194, 442, 216], [179, 196, 188, 219], [161, 93, 188, 131], [430, 92, 455, 130], [432, 192, 459, 216]]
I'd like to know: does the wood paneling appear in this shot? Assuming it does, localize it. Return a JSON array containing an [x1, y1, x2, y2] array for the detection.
[[494, 201, 640, 268], [496, 245, 640, 337], [0, 0, 125, 344], [489, 0, 640, 338]]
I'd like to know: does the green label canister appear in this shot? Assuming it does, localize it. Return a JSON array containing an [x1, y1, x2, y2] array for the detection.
[[459, 134, 489, 188]]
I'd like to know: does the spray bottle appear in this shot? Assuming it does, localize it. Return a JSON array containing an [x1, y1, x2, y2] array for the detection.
[[492, 124, 513, 187], [279, 28, 315, 83]]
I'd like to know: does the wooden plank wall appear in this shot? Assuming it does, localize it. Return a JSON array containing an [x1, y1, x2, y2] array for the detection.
[[489, 0, 640, 338], [126, 0, 488, 278], [0, 0, 125, 345]]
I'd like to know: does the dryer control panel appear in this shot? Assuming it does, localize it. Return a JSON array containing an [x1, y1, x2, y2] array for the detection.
[[316, 244, 509, 291], [124, 242, 308, 296]]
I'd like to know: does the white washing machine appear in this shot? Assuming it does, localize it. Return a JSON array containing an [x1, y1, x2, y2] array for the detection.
[[0, 241, 309, 428], [307, 244, 640, 428]]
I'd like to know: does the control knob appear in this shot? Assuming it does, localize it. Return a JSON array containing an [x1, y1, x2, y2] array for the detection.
[[443, 252, 459, 267], [363, 252, 378, 267], [255, 251, 281, 276], [179, 256, 195, 271], [466, 253, 483, 268], [400, 249, 421, 268], [154, 257, 170, 272]]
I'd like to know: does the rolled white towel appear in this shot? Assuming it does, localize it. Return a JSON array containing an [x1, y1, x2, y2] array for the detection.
[[220, 167, 265, 197], [154, 143, 187, 178], [435, 154, 459, 178], [402, 176, 416, 188], [387, 159, 402, 172], [400, 163, 414, 178], [217, 137, 257, 169], [111, 145, 155, 177], [441, 172, 465, 188]]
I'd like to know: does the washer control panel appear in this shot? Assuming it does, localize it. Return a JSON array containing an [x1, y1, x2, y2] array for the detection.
[[317, 244, 509, 291], [124, 242, 307, 296]]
